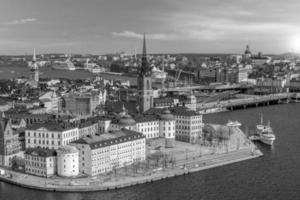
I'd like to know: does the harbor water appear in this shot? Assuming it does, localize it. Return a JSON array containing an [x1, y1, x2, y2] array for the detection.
[[1, 103, 300, 200]]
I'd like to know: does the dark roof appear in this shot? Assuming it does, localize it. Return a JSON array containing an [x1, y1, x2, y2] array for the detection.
[[144, 106, 200, 117], [105, 101, 138, 115], [27, 122, 76, 132], [154, 97, 174, 104], [169, 107, 200, 117], [71, 129, 144, 150], [25, 147, 57, 157], [133, 114, 159, 123]]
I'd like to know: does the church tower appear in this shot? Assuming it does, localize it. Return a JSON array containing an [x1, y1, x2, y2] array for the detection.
[[137, 34, 153, 113], [29, 48, 39, 88]]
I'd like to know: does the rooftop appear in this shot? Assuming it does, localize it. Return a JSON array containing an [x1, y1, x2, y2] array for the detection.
[[25, 147, 57, 157], [71, 129, 144, 149]]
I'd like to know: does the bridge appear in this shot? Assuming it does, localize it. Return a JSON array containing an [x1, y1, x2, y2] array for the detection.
[[163, 84, 252, 93], [197, 93, 299, 113]]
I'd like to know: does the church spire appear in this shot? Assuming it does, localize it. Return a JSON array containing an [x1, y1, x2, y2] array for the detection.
[[33, 48, 36, 62], [140, 33, 150, 76]]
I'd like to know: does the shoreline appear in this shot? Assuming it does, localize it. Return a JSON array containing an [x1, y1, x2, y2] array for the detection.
[[0, 148, 263, 192]]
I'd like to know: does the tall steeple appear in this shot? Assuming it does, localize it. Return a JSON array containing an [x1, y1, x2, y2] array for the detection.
[[140, 33, 151, 77], [29, 48, 39, 87], [137, 33, 153, 113]]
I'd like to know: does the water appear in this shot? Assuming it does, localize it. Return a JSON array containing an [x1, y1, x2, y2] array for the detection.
[[1, 104, 300, 200]]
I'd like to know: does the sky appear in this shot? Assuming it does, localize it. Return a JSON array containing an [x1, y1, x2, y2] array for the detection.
[[1, 0, 300, 55]]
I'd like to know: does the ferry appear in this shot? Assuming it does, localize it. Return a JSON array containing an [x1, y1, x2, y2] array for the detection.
[[52, 58, 76, 71], [249, 114, 276, 145]]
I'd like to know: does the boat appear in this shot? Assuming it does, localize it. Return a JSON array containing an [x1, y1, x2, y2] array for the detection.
[[52, 58, 76, 71], [226, 120, 242, 127], [250, 114, 276, 145]]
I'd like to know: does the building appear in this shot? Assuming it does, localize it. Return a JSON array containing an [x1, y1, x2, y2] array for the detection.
[[39, 90, 60, 113], [0, 115, 23, 166], [63, 91, 100, 116], [27, 49, 39, 88], [78, 119, 99, 138], [135, 115, 160, 139], [145, 107, 203, 144], [56, 146, 79, 177], [158, 109, 176, 148], [137, 34, 153, 113], [170, 107, 203, 143], [25, 123, 79, 150], [24, 147, 56, 177], [71, 129, 146, 176]]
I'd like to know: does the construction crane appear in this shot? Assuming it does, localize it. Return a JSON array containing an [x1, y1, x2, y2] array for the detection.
[[174, 69, 182, 87]]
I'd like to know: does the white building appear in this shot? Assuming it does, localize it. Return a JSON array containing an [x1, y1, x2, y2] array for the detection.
[[135, 115, 160, 139], [71, 129, 146, 176], [159, 110, 176, 148], [25, 123, 79, 150], [171, 107, 203, 143], [56, 146, 79, 177], [24, 147, 57, 177]]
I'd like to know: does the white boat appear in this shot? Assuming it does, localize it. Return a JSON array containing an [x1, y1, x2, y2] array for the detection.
[[250, 114, 275, 145], [226, 120, 242, 127], [52, 58, 76, 71]]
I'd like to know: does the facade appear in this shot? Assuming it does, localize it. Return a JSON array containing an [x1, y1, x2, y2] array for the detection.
[[137, 34, 153, 113], [24, 147, 56, 177], [171, 107, 203, 143], [63, 91, 100, 116], [159, 110, 176, 148], [25, 123, 79, 150], [39, 91, 60, 113], [78, 120, 99, 138], [135, 115, 160, 139], [56, 146, 79, 177], [71, 129, 146, 176], [0, 116, 23, 167]]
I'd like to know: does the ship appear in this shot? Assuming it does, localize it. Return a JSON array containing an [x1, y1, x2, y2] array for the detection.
[[52, 58, 76, 71], [151, 66, 167, 79], [249, 114, 276, 145]]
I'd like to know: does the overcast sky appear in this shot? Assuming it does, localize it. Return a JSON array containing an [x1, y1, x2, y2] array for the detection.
[[1, 0, 300, 55]]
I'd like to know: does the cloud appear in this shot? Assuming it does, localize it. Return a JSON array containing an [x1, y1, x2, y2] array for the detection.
[[112, 30, 177, 40], [6, 18, 37, 25]]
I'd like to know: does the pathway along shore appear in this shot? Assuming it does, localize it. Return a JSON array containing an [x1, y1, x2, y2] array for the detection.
[[0, 148, 262, 192]]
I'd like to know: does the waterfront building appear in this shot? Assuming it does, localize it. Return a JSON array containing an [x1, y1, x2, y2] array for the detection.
[[135, 115, 160, 139], [25, 123, 79, 150], [56, 146, 79, 177], [145, 107, 203, 144], [170, 107, 203, 143], [0, 115, 23, 166], [137, 34, 153, 113], [24, 147, 57, 178], [71, 129, 146, 176], [159, 109, 176, 148], [255, 78, 286, 94]]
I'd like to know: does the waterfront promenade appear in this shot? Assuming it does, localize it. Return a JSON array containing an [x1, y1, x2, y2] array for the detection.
[[0, 146, 262, 192]]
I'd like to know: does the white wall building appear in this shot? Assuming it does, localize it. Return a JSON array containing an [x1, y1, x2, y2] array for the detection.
[[24, 147, 57, 177], [25, 123, 79, 150], [56, 146, 79, 177], [71, 129, 145, 176]]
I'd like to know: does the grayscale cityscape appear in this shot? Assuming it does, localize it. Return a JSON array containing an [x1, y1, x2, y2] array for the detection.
[[0, 0, 300, 200]]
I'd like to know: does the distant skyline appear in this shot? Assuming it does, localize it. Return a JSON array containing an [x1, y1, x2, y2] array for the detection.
[[1, 0, 300, 55]]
